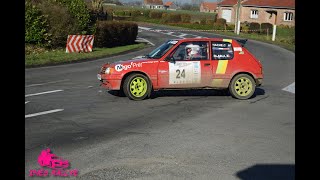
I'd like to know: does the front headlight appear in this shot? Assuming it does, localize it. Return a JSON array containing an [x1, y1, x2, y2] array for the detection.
[[105, 67, 111, 74]]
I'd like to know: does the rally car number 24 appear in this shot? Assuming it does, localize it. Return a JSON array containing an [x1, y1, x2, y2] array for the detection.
[[97, 38, 263, 100]]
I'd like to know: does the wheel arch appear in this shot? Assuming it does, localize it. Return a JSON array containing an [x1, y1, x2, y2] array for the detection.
[[229, 71, 257, 87], [120, 71, 153, 91]]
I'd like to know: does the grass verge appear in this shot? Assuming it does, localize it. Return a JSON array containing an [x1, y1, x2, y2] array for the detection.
[[25, 43, 146, 68]]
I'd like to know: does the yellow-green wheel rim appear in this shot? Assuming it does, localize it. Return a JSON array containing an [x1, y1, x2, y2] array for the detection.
[[234, 77, 253, 97], [130, 77, 147, 98]]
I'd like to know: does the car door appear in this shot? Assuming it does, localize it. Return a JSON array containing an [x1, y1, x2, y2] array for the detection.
[[157, 40, 213, 88], [210, 40, 234, 88]]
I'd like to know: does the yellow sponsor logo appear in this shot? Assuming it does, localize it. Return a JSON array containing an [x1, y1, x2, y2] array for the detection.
[[223, 39, 232, 43], [216, 60, 228, 74]]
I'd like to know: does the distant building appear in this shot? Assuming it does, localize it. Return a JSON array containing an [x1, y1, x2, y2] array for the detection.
[[142, 0, 164, 9], [217, 0, 295, 26], [164, 1, 179, 11], [200, 2, 218, 13]]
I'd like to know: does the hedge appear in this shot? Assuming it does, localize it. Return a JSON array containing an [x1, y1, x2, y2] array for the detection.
[[94, 21, 138, 48], [249, 22, 260, 33], [25, 0, 50, 45]]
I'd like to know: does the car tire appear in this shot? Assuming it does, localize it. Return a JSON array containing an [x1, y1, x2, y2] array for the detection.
[[123, 73, 151, 100], [229, 74, 256, 100]]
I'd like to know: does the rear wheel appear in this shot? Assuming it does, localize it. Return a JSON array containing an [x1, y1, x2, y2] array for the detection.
[[229, 74, 255, 100], [123, 73, 151, 100]]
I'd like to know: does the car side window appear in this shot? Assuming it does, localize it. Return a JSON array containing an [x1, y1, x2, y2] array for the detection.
[[171, 41, 209, 61], [212, 42, 234, 60]]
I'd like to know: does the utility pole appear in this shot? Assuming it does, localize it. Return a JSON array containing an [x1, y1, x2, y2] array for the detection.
[[235, 0, 241, 34]]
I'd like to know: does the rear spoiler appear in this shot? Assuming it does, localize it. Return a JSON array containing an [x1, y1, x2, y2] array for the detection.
[[235, 39, 248, 47]]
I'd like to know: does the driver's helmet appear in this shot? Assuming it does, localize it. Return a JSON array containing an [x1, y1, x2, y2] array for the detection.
[[186, 44, 201, 56]]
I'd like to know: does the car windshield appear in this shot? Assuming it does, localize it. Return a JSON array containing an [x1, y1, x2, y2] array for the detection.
[[146, 40, 179, 59]]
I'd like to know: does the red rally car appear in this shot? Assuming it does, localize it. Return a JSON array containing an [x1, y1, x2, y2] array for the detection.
[[97, 38, 263, 100]]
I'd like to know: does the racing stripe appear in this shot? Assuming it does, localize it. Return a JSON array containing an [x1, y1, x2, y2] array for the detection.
[[216, 60, 228, 74], [223, 39, 232, 43]]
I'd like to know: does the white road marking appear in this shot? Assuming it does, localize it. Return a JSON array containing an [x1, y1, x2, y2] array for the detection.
[[178, 33, 188, 38], [282, 82, 295, 94], [136, 37, 155, 46], [25, 90, 63, 97], [25, 109, 64, 118], [159, 31, 184, 38], [138, 26, 152, 30], [163, 32, 174, 35], [25, 101, 30, 104], [25, 79, 70, 87]]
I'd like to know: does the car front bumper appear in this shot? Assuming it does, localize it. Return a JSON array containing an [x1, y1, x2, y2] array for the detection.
[[98, 73, 121, 90]]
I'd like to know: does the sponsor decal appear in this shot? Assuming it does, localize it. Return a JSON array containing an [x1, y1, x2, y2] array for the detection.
[[214, 54, 230, 58], [29, 148, 78, 177], [169, 61, 201, 84], [115, 62, 143, 72], [234, 47, 242, 52]]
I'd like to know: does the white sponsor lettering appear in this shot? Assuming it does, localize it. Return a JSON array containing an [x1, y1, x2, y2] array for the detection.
[[214, 54, 229, 58], [115, 62, 143, 72]]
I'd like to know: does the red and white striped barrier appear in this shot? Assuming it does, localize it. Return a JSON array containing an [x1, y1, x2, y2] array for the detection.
[[66, 35, 94, 53]]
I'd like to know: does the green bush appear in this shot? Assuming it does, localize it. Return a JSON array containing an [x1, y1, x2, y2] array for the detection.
[[94, 21, 138, 48], [37, 1, 80, 48], [249, 22, 260, 33], [261, 23, 273, 34], [149, 11, 163, 19], [167, 14, 181, 23], [181, 14, 191, 23], [142, 9, 150, 17], [161, 13, 169, 23], [25, 0, 50, 46], [200, 19, 206, 25], [215, 18, 226, 26], [213, 23, 225, 30], [55, 0, 92, 34], [131, 10, 142, 16], [206, 19, 215, 25]]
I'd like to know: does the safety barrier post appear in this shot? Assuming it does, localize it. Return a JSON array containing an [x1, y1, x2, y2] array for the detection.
[[272, 25, 276, 41], [236, 20, 240, 35]]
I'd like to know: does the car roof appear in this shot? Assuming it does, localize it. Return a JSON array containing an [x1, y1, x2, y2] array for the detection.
[[171, 38, 230, 42]]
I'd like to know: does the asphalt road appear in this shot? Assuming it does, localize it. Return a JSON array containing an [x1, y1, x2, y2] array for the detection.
[[25, 23, 295, 180]]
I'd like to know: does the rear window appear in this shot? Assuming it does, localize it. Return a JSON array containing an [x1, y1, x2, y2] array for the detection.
[[212, 42, 234, 60]]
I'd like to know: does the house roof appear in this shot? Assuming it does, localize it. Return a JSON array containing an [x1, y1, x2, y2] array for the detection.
[[144, 0, 163, 5], [217, 0, 238, 6], [217, 0, 295, 8], [164, 2, 173, 6], [241, 0, 295, 8], [201, 2, 217, 10]]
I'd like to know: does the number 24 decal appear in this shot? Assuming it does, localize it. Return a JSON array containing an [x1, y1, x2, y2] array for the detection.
[[176, 69, 185, 79]]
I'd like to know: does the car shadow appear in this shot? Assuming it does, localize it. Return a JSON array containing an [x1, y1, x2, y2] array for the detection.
[[236, 164, 295, 180], [150, 87, 265, 99]]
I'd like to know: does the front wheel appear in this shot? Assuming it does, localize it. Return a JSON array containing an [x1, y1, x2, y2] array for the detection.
[[123, 73, 151, 100], [229, 74, 256, 100]]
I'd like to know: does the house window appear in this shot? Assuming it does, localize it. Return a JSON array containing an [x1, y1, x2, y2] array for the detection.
[[284, 12, 293, 21], [250, 10, 258, 19]]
